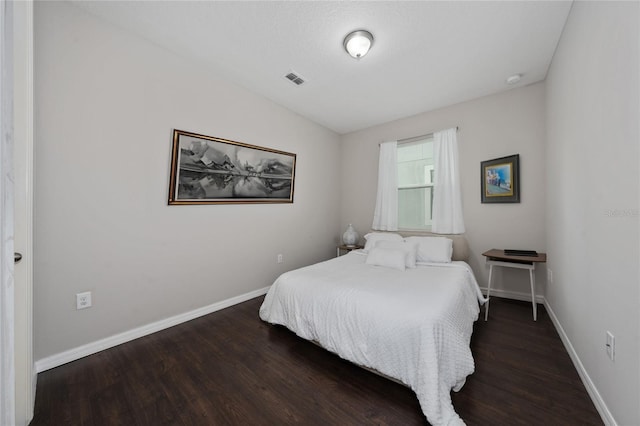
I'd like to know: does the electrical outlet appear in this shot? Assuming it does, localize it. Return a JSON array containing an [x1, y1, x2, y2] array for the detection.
[[547, 268, 553, 284], [76, 291, 92, 310], [606, 331, 615, 361], [277, 254, 284, 264]]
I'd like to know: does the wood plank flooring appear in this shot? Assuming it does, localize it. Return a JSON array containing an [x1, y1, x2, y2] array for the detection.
[[30, 297, 602, 425]]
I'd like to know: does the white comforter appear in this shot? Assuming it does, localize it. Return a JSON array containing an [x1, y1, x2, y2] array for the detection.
[[259, 251, 486, 426]]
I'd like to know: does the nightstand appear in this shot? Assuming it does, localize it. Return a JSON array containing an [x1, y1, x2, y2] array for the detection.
[[337, 244, 363, 257], [482, 249, 547, 321]]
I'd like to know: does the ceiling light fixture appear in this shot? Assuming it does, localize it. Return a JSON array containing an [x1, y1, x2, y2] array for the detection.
[[343, 30, 374, 59], [506, 74, 522, 85]]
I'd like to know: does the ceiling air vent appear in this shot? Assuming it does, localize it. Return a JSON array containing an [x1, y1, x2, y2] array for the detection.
[[284, 71, 306, 86]]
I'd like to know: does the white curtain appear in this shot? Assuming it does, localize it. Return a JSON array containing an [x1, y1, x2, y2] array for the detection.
[[372, 141, 398, 231], [432, 128, 465, 234], [0, 0, 15, 424]]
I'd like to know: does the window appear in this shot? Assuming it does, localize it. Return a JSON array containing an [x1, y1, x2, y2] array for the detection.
[[397, 136, 434, 230]]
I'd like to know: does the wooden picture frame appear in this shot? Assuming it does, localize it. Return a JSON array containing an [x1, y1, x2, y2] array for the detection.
[[481, 154, 520, 203], [168, 129, 296, 205]]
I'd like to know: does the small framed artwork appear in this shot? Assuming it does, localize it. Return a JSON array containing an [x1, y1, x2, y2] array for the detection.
[[168, 129, 296, 205], [481, 154, 520, 203]]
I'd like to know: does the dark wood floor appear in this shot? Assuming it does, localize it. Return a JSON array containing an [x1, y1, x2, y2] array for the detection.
[[30, 296, 602, 426]]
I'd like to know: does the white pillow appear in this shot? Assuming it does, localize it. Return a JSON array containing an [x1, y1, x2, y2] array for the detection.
[[365, 247, 406, 271], [374, 240, 418, 268], [363, 232, 403, 252], [404, 236, 453, 263]]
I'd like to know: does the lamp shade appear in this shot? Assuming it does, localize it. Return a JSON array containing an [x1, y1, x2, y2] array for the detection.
[[343, 30, 374, 59]]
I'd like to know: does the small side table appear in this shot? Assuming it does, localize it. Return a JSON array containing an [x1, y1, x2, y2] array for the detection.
[[482, 249, 547, 321], [337, 244, 363, 257]]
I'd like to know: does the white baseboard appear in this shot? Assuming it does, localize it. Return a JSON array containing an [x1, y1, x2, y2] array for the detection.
[[35, 286, 270, 373], [479, 286, 545, 304], [543, 298, 616, 426]]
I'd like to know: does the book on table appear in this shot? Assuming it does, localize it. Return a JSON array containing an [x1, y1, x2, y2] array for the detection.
[[504, 249, 538, 257]]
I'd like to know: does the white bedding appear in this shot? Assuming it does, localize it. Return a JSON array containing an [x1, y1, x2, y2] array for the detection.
[[259, 251, 486, 426]]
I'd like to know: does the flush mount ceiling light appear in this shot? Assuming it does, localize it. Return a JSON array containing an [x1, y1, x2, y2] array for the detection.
[[506, 73, 523, 85], [343, 30, 374, 59]]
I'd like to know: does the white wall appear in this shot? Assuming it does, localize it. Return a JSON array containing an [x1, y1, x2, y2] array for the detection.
[[340, 83, 547, 296], [545, 2, 639, 425], [33, 2, 341, 361]]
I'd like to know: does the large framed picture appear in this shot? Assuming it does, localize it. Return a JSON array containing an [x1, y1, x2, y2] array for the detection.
[[481, 154, 520, 203], [168, 129, 296, 205]]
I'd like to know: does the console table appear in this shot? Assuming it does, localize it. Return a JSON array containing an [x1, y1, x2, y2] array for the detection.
[[482, 249, 547, 321]]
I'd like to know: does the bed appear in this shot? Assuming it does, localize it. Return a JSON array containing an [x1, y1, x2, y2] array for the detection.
[[259, 232, 486, 426]]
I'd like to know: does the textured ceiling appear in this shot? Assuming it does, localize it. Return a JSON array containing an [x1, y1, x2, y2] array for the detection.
[[70, 1, 572, 134]]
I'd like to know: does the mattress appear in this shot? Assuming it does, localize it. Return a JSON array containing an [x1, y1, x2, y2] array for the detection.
[[259, 251, 485, 425]]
